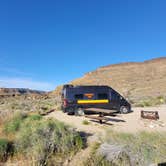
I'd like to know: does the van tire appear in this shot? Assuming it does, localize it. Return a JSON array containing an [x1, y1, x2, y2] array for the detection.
[[75, 107, 85, 116], [67, 107, 75, 115], [62, 109, 66, 113], [119, 106, 129, 114]]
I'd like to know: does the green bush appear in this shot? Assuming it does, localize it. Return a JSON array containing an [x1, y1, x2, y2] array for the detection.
[[28, 114, 42, 121], [4, 112, 27, 134], [2, 112, 83, 165], [0, 138, 13, 162], [14, 118, 83, 165], [82, 120, 90, 125]]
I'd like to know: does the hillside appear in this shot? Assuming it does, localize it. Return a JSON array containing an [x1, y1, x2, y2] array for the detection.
[[71, 57, 166, 102], [53, 57, 166, 103]]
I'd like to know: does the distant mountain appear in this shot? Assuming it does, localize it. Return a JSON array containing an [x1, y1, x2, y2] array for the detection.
[[52, 57, 166, 103], [0, 88, 45, 97]]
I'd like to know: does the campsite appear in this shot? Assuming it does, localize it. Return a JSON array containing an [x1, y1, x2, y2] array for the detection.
[[1, 0, 166, 165]]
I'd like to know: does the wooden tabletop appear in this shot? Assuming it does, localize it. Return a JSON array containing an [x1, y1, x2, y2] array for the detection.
[[84, 108, 116, 114]]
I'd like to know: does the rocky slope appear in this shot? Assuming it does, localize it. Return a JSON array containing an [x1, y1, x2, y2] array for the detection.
[[53, 57, 166, 103]]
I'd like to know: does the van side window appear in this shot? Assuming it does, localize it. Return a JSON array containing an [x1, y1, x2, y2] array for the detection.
[[98, 93, 108, 99], [111, 91, 116, 99], [75, 94, 83, 99]]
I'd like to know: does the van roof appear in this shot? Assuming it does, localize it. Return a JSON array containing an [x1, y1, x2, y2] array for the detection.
[[63, 85, 113, 93], [64, 85, 110, 88], [62, 84, 124, 99]]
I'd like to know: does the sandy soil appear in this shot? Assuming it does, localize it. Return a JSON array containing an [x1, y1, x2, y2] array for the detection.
[[47, 105, 166, 135]]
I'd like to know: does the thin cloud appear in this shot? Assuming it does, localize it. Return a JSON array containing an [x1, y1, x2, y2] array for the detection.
[[0, 67, 33, 76], [0, 77, 55, 91]]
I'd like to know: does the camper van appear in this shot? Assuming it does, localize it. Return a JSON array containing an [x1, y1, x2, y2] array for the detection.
[[61, 85, 131, 114]]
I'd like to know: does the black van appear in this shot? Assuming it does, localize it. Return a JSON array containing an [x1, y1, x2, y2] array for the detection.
[[61, 84, 131, 114]]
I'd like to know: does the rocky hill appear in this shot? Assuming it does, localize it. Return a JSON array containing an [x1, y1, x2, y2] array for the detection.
[[71, 57, 166, 102], [53, 57, 166, 103], [0, 88, 45, 97]]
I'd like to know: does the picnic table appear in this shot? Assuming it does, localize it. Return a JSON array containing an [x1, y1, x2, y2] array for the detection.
[[84, 108, 116, 124]]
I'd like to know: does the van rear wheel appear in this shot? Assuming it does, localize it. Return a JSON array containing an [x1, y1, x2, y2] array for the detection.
[[75, 107, 85, 116], [119, 106, 129, 114]]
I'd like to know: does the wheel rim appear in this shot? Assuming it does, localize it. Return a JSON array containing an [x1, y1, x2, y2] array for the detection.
[[77, 108, 85, 116], [120, 106, 128, 113], [68, 107, 74, 113]]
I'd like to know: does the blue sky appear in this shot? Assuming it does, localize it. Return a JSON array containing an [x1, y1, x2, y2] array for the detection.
[[0, 0, 165, 91]]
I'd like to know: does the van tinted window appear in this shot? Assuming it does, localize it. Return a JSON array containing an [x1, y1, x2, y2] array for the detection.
[[75, 94, 83, 99], [98, 93, 108, 99]]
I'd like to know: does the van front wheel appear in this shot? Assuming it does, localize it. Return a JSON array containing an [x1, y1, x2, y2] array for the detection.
[[119, 106, 129, 114], [67, 107, 75, 115]]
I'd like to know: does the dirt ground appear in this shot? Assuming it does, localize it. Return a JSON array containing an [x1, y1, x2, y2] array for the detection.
[[47, 105, 166, 135]]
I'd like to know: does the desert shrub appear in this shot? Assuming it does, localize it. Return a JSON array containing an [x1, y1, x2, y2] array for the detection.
[[84, 142, 111, 166], [4, 112, 27, 134], [136, 100, 153, 107], [154, 96, 166, 105], [28, 114, 42, 121], [0, 138, 9, 161], [19, 102, 31, 111], [135, 96, 166, 107], [102, 131, 166, 165], [9, 101, 30, 111], [10, 103, 20, 110], [82, 120, 90, 125], [1, 102, 83, 165], [0, 110, 15, 125], [85, 154, 111, 166], [14, 118, 83, 165], [0, 138, 13, 162], [0, 96, 58, 114]]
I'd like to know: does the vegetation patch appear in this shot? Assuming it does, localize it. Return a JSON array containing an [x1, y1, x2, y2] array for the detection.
[[1, 112, 83, 165], [82, 120, 90, 125], [135, 96, 166, 107], [0, 96, 58, 113], [4, 112, 27, 134], [27, 114, 42, 121], [83, 142, 111, 166], [0, 138, 13, 162], [84, 131, 166, 166]]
